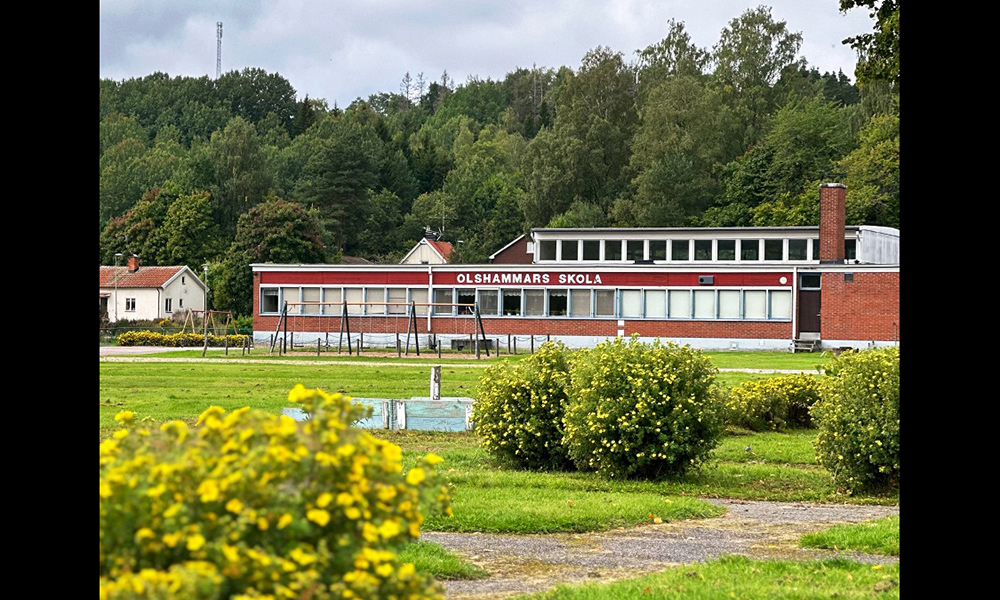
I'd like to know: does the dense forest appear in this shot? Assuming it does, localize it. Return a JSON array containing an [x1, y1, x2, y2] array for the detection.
[[99, 4, 899, 318]]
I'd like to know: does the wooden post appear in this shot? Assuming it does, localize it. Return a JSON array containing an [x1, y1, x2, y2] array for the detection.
[[344, 302, 352, 355], [224, 331, 229, 356], [430, 366, 441, 402], [396, 336, 401, 357], [476, 306, 490, 357], [359, 332, 364, 355], [437, 335, 442, 359], [530, 335, 534, 354], [317, 338, 321, 356], [513, 336, 517, 355], [202, 311, 209, 357]]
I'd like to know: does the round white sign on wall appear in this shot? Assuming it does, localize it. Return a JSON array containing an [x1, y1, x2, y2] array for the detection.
[[779, 276, 788, 284]]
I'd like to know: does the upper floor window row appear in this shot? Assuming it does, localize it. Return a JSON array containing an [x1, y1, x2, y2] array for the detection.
[[537, 238, 857, 263]]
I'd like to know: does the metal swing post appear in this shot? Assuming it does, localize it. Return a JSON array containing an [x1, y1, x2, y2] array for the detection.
[[475, 305, 489, 358]]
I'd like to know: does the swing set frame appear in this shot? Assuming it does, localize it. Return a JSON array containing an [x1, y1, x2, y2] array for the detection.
[[269, 301, 490, 358]]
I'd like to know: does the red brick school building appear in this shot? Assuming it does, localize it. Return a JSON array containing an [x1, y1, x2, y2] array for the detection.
[[252, 184, 899, 352]]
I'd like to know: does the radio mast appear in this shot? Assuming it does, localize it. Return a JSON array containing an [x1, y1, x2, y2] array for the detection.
[[216, 22, 223, 79]]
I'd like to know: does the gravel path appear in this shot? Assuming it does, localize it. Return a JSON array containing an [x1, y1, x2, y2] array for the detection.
[[423, 499, 899, 599]]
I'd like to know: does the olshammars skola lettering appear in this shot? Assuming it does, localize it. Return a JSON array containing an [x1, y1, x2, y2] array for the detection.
[[455, 273, 604, 285]]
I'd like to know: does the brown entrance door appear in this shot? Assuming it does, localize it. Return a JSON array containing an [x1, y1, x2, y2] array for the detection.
[[798, 290, 821, 337]]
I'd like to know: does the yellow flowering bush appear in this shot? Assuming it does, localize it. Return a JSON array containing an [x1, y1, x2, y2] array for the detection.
[[473, 342, 576, 470], [100, 385, 452, 599], [811, 347, 899, 493], [562, 337, 723, 479], [722, 374, 822, 431], [116, 331, 248, 347]]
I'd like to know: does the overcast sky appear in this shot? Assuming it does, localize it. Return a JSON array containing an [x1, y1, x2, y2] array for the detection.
[[100, 1, 874, 108]]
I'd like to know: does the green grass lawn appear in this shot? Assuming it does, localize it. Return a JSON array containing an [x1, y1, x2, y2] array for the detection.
[[99, 350, 896, 591], [801, 516, 900, 556], [125, 346, 830, 371], [397, 541, 489, 580], [98, 362, 484, 435], [516, 556, 899, 599], [100, 361, 794, 436]]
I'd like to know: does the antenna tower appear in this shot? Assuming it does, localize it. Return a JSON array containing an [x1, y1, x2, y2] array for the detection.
[[216, 22, 223, 79]]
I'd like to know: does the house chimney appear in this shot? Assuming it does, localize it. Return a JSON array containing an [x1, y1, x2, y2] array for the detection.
[[819, 183, 846, 263], [127, 255, 139, 272]]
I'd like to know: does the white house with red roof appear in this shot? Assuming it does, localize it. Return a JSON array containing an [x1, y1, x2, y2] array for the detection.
[[399, 232, 454, 265], [99, 257, 207, 322]]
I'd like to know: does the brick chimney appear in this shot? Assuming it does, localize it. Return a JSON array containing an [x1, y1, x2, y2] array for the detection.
[[819, 183, 846, 263], [127, 255, 139, 272]]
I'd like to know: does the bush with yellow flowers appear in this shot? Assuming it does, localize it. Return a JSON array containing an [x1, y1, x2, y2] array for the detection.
[[100, 385, 453, 599], [116, 331, 247, 347], [472, 341, 576, 471], [562, 337, 723, 480], [811, 347, 899, 493], [722, 373, 822, 431]]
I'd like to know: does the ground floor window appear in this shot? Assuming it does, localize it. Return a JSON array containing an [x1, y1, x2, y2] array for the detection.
[[410, 288, 429, 314], [548, 289, 568, 316], [387, 287, 407, 314], [345, 288, 364, 314], [164, 298, 172, 313], [478, 290, 499, 315], [570, 289, 591, 316], [434, 289, 453, 314], [125, 298, 136, 312], [595, 290, 616, 316], [502, 289, 521, 315], [302, 287, 321, 314], [261, 289, 279, 313], [457, 289, 476, 315], [621, 290, 642, 318], [524, 289, 545, 316]]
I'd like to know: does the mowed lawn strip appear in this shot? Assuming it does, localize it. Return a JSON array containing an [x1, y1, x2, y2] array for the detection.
[[396, 541, 489, 580], [516, 556, 899, 599], [376, 428, 891, 536], [121, 348, 828, 370], [122, 348, 533, 365], [800, 516, 900, 556]]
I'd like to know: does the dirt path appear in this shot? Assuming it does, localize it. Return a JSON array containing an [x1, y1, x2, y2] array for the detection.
[[423, 499, 899, 599]]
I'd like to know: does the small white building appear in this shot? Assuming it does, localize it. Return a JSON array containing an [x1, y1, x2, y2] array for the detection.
[[400, 234, 453, 265], [100, 258, 207, 322]]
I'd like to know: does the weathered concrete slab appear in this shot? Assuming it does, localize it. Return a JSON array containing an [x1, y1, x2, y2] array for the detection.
[[282, 396, 474, 431]]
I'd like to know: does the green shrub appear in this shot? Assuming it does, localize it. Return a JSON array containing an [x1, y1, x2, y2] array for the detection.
[[229, 315, 254, 333], [723, 374, 822, 431], [472, 342, 575, 470], [811, 347, 899, 493], [100, 386, 452, 599], [562, 337, 723, 479]]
